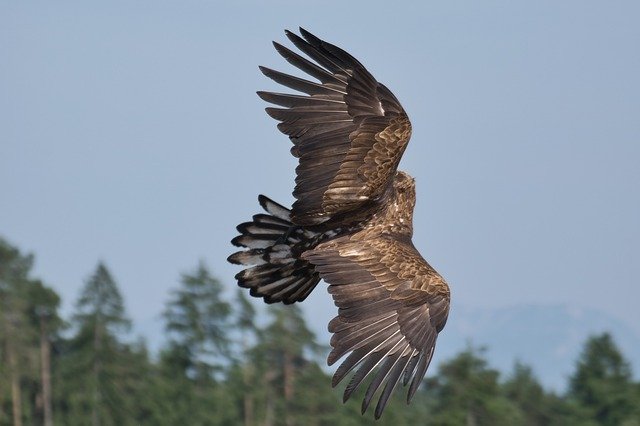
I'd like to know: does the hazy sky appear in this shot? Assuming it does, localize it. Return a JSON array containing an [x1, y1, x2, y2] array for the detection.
[[2, 1, 639, 352]]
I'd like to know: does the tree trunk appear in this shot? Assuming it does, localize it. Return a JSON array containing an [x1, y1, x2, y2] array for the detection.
[[283, 351, 294, 426], [242, 335, 254, 426], [262, 369, 276, 426], [92, 321, 102, 426], [466, 408, 477, 426], [7, 340, 23, 426], [244, 390, 254, 426], [39, 314, 53, 426]]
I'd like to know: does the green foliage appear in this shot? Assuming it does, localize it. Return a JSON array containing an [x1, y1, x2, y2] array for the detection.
[[568, 332, 640, 425], [503, 361, 586, 426], [235, 288, 256, 333], [0, 238, 36, 366], [421, 345, 521, 425], [54, 262, 144, 426], [0, 237, 64, 426], [74, 262, 131, 335], [1, 236, 640, 425], [162, 261, 232, 380], [247, 304, 328, 426]]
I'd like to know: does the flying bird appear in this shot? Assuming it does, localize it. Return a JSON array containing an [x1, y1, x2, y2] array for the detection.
[[228, 28, 450, 419]]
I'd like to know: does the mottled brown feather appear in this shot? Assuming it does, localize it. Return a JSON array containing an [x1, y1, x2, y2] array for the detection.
[[302, 232, 450, 418], [260, 28, 413, 226]]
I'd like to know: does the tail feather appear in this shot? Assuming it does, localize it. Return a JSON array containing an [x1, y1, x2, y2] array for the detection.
[[228, 195, 321, 304], [258, 194, 292, 221]]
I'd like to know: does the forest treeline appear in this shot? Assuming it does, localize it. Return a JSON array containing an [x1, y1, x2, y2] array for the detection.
[[1, 236, 639, 426]]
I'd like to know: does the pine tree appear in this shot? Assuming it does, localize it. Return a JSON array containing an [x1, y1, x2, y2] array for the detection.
[[25, 280, 63, 426], [158, 261, 235, 424], [58, 262, 132, 426], [0, 239, 49, 426], [423, 345, 521, 426], [235, 290, 257, 426], [163, 261, 232, 379], [251, 304, 324, 426], [0, 238, 65, 426], [568, 332, 639, 425], [502, 361, 581, 426], [0, 238, 34, 426]]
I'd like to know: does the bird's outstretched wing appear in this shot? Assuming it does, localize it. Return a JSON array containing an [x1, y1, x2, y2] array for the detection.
[[302, 235, 450, 419], [260, 28, 412, 226]]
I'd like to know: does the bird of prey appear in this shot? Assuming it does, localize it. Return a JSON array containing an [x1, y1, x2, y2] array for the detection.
[[228, 28, 450, 419]]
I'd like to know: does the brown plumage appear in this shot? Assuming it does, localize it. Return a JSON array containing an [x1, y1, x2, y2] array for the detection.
[[228, 28, 450, 419]]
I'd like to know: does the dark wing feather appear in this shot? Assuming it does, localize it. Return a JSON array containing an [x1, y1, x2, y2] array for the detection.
[[260, 28, 412, 225], [302, 235, 450, 419]]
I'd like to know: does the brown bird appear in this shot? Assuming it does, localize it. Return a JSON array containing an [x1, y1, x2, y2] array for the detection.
[[228, 28, 450, 419]]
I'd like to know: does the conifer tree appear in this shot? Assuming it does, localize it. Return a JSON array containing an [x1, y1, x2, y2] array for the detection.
[[503, 361, 580, 426], [0, 238, 34, 426], [158, 261, 234, 424], [0, 238, 64, 426], [423, 345, 521, 426], [235, 289, 257, 426], [568, 333, 639, 425], [163, 261, 232, 379], [59, 262, 132, 426], [26, 280, 63, 426], [251, 304, 324, 426]]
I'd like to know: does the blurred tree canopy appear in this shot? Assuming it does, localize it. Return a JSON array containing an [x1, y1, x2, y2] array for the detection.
[[1, 236, 639, 425]]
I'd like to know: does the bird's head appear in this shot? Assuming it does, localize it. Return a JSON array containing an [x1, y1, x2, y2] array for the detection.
[[383, 171, 416, 235], [393, 171, 416, 207]]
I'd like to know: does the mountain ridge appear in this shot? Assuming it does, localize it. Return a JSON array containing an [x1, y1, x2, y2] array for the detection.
[[435, 303, 640, 390]]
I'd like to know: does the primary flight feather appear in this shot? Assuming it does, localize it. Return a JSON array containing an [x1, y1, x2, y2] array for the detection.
[[228, 28, 450, 419]]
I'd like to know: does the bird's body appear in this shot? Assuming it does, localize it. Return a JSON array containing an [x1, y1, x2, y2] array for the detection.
[[228, 28, 450, 418]]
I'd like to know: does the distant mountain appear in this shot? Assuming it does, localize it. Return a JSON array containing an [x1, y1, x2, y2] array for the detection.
[[434, 304, 640, 391]]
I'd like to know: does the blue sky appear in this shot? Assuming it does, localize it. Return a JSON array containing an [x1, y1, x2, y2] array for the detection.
[[2, 1, 639, 360]]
